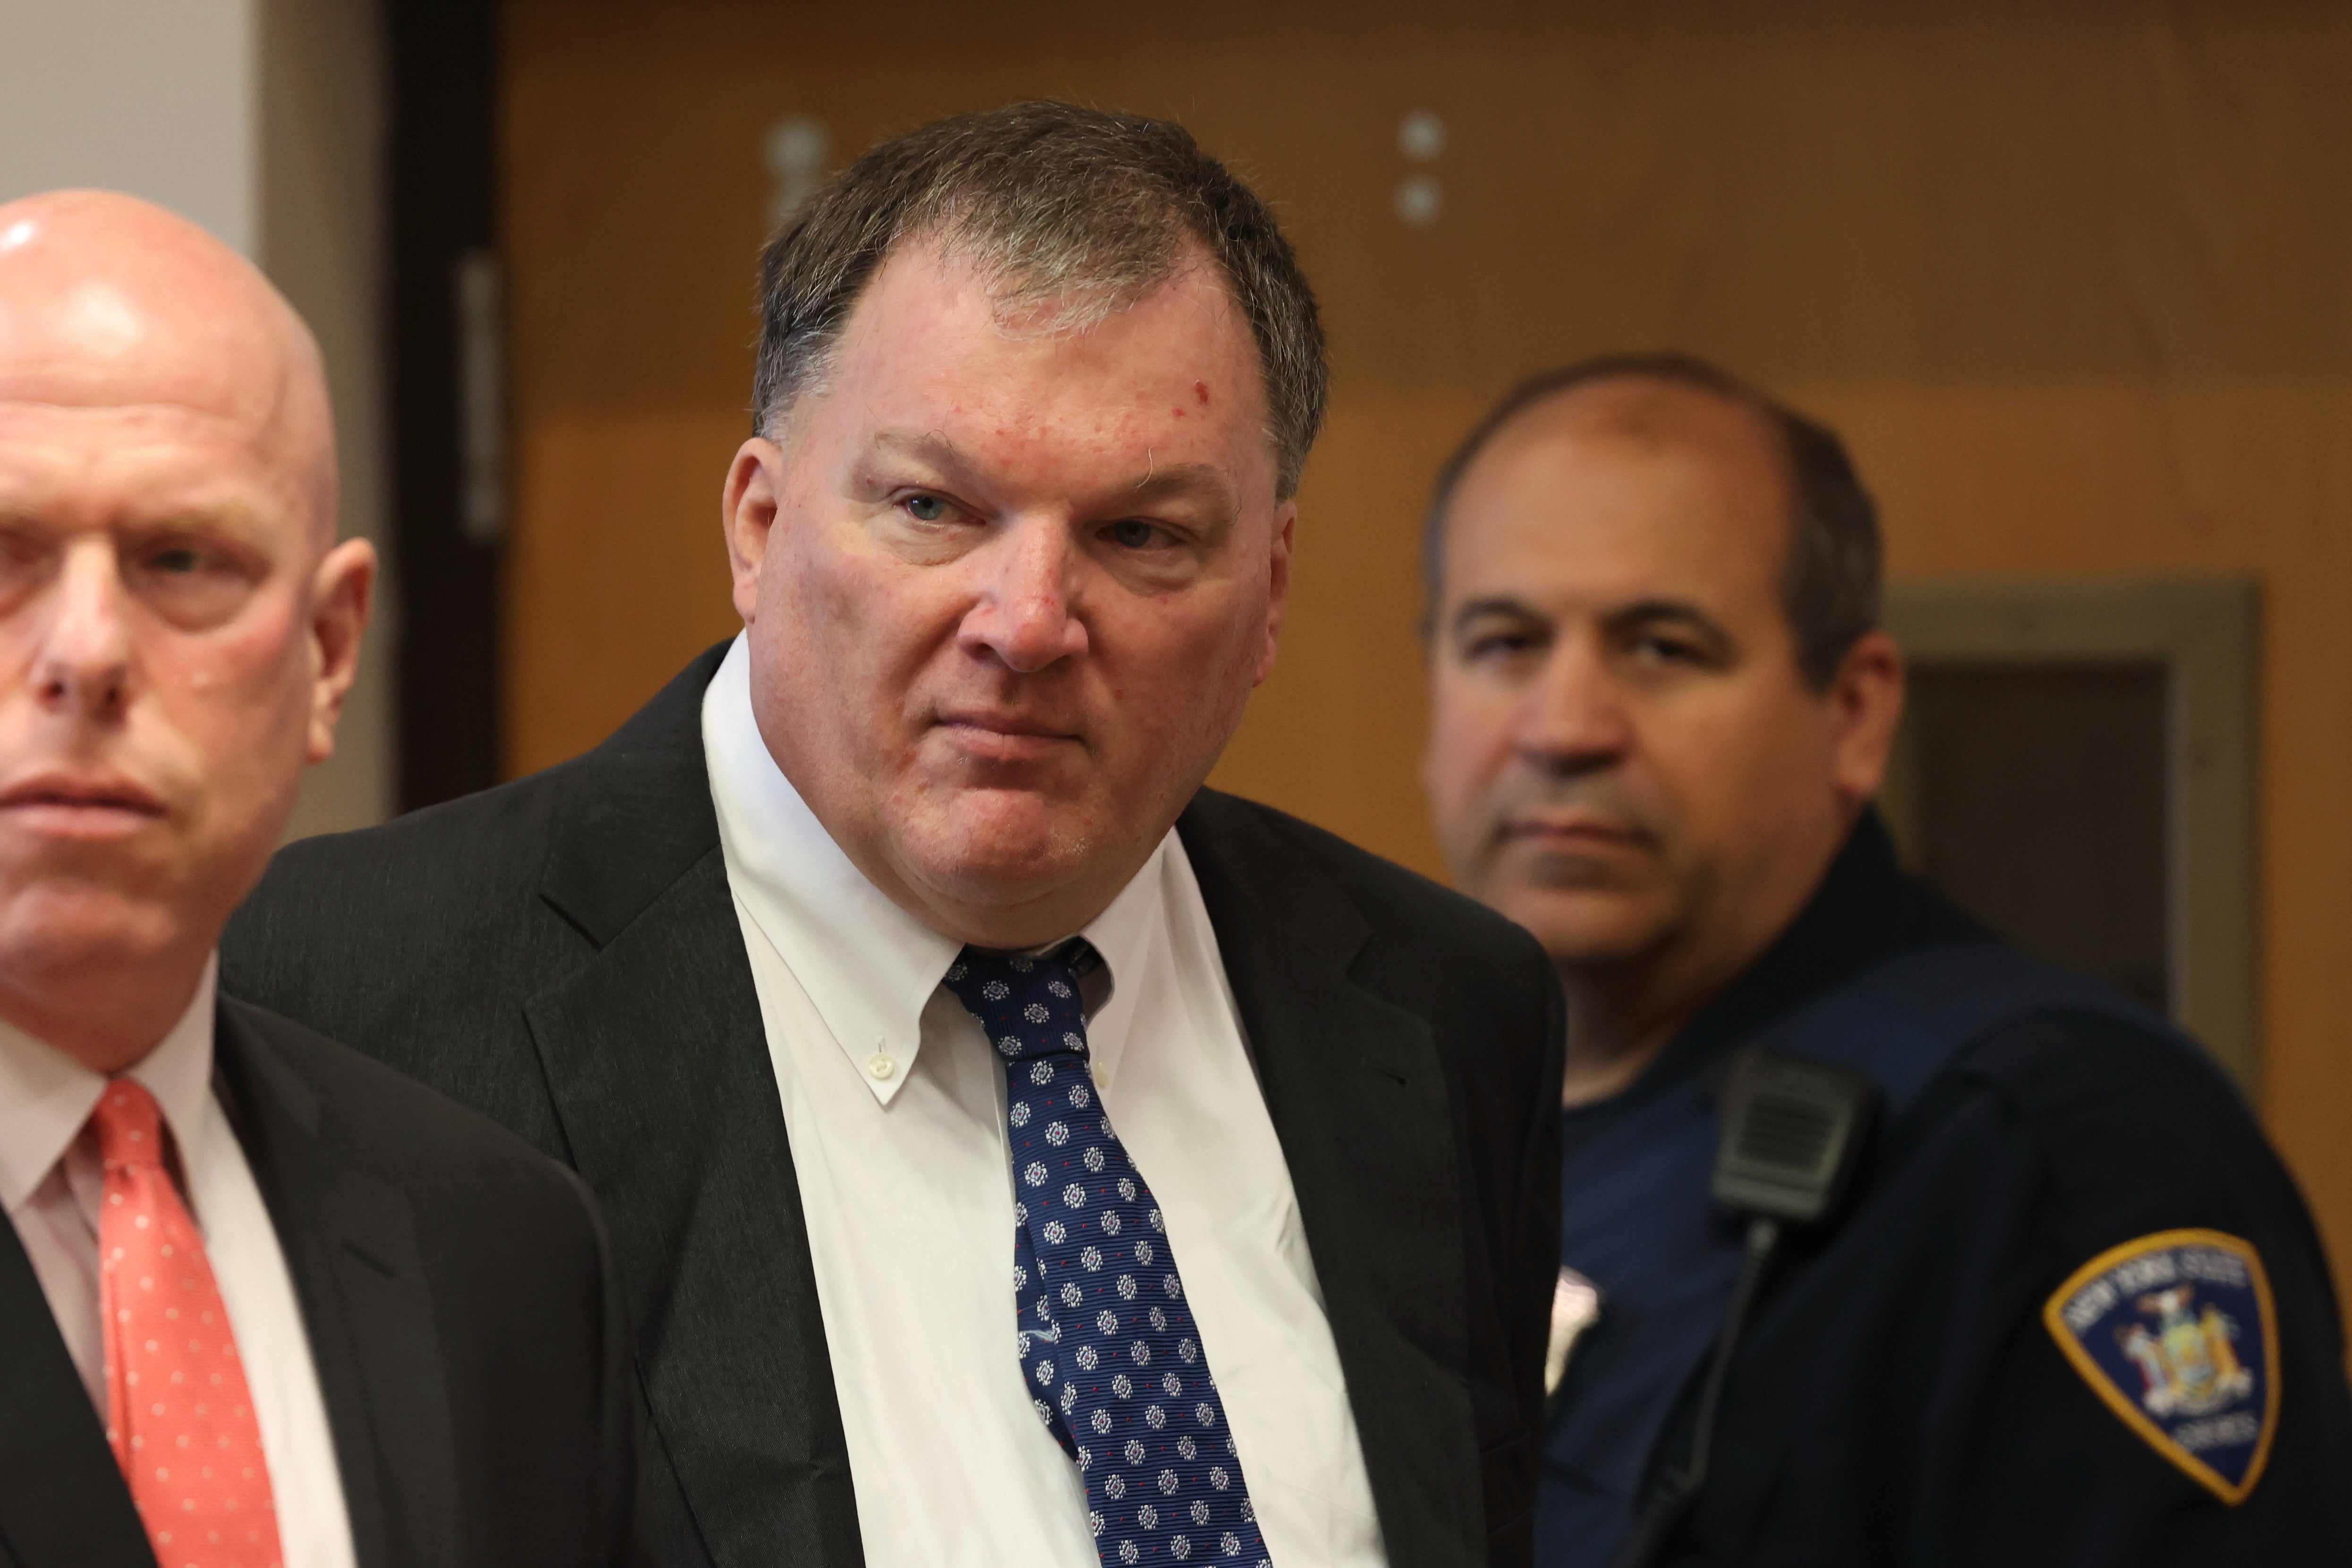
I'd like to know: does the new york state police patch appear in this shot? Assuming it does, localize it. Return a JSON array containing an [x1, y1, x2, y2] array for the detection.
[[2043, 1228, 2279, 1504]]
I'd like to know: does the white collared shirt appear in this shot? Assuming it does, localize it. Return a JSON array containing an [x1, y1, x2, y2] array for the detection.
[[0, 957, 357, 1568], [702, 634, 1388, 1568]]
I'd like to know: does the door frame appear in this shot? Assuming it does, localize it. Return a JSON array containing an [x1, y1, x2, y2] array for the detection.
[[386, 0, 503, 808], [1882, 578, 2261, 1092]]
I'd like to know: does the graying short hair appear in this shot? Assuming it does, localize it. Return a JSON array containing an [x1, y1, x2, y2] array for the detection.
[[1423, 352, 1882, 690], [753, 100, 1328, 499]]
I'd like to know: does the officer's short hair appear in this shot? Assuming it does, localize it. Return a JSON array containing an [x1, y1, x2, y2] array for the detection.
[[753, 99, 1329, 501], [1423, 352, 1882, 690]]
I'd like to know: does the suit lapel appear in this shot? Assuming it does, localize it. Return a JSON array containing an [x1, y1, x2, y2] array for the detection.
[[1178, 793, 1485, 1568], [213, 1002, 464, 1568], [0, 1216, 155, 1568], [524, 646, 861, 1568]]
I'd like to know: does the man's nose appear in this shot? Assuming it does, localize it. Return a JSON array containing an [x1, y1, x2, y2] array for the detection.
[[1514, 638, 1631, 777], [957, 518, 1089, 674], [35, 541, 136, 722]]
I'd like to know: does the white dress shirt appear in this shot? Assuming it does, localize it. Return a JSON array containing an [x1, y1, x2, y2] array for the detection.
[[0, 956, 357, 1568], [702, 634, 1389, 1568]]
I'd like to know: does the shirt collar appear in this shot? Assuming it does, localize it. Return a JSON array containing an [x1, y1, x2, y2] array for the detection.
[[0, 954, 218, 1211], [1061, 831, 1166, 1092], [1668, 808, 1976, 1069], [1575, 809, 1979, 1127], [701, 633, 1171, 1104]]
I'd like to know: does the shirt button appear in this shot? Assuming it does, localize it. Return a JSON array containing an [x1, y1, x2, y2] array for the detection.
[[868, 1052, 895, 1080]]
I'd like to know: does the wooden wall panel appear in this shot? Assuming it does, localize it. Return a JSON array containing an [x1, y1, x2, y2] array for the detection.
[[502, 0, 2352, 1308]]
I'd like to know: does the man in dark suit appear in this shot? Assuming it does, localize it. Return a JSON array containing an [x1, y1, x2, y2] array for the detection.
[[0, 190, 632, 1568], [222, 102, 1563, 1568]]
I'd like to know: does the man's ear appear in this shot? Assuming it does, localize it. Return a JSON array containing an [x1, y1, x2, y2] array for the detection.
[[723, 437, 786, 626], [1828, 627, 1905, 808], [306, 537, 378, 764], [1252, 502, 1296, 688]]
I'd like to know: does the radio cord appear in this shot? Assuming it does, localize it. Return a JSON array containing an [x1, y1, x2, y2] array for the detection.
[[1609, 1214, 1782, 1568]]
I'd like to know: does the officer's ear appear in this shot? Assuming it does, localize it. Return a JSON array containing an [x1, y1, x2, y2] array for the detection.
[[1825, 628, 1904, 809]]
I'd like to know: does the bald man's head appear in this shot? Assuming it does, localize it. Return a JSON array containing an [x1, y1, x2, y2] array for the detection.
[[0, 190, 374, 1070], [0, 190, 338, 543], [1423, 359, 1905, 1101], [1424, 355, 1881, 689]]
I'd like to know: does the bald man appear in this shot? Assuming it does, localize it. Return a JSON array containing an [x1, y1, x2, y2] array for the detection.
[[0, 192, 631, 1568], [1422, 354, 2352, 1566]]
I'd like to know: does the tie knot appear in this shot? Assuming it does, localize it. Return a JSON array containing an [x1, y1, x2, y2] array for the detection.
[[88, 1077, 168, 1169], [941, 943, 1095, 1063]]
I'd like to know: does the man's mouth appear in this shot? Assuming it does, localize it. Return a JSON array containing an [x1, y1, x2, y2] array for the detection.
[[934, 710, 1083, 764], [1498, 812, 1643, 848], [0, 773, 168, 838]]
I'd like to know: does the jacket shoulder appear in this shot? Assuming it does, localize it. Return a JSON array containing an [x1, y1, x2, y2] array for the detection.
[[1940, 1005, 2339, 1326], [219, 762, 590, 1040], [1954, 1003, 2265, 1190], [217, 992, 616, 1297], [220, 994, 600, 1225], [239, 761, 570, 925], [1180, 789, 1564, 1142], [1181, 787, 1549, 979], [227, 639, 730, 969]]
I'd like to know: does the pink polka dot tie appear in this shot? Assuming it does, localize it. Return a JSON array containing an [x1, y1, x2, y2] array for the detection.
[[91, 1079, 284, 1568]]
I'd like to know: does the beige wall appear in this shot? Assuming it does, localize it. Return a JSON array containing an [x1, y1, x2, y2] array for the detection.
[[0, 0, 260, 250], [499, 0, 2352, 1310], [261, 0, 396, 839]]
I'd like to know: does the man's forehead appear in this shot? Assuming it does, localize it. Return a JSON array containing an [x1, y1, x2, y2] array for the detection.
[[822, 239, 1266, 441], [0, 379, 315, 545], [0, 196, 324, 447], [850, 239, 1247, 366], [1475, 378, 1787, 503], [862, 424, 1238, 509], [1447, 381, 1794, 602], [0, 397, 282, 476], [0, 414, 307, 554], [0, 279, 299, 433]]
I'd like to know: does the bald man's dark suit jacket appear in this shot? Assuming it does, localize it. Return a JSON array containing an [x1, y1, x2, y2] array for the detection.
[[219, 641, 1566, 1568], [0, 997, 634, 1568]]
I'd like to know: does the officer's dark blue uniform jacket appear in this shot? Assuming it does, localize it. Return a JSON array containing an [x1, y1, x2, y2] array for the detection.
[[1538, 812, 2352, 1567]]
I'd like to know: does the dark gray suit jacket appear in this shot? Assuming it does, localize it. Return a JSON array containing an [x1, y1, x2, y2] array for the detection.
[[220, 642, 1564, 1568], [0, 997, 634, 1568]]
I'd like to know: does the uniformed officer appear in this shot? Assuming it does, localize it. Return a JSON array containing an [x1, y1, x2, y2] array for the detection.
[[1420, 351, 2352, 1565]]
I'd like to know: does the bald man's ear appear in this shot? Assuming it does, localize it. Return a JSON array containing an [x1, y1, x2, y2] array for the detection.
[[305, 538, 377, 765], [1828, 628, 1905, 809]]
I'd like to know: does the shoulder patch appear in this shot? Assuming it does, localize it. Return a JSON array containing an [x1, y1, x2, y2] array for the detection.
[[2043, 1228, 2279, 1504]]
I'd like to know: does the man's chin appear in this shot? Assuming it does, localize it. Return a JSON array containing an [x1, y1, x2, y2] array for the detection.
[[1491, 884, 1678, 971], [0, 883, 187, 980], [885, 789, 1114, 916], [916, 833, 1092, 904]]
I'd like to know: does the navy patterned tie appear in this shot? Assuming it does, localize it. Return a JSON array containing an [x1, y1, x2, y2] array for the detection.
[[944, 946, 1272, 1568]]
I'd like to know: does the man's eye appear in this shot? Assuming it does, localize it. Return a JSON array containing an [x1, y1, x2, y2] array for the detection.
[[1466, 631, 1541, 661], [903, 494, 949, 523], [125, 538, 260, 629], [1631, 635, 1697, 665], [1108, 519, 1165, 550]]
